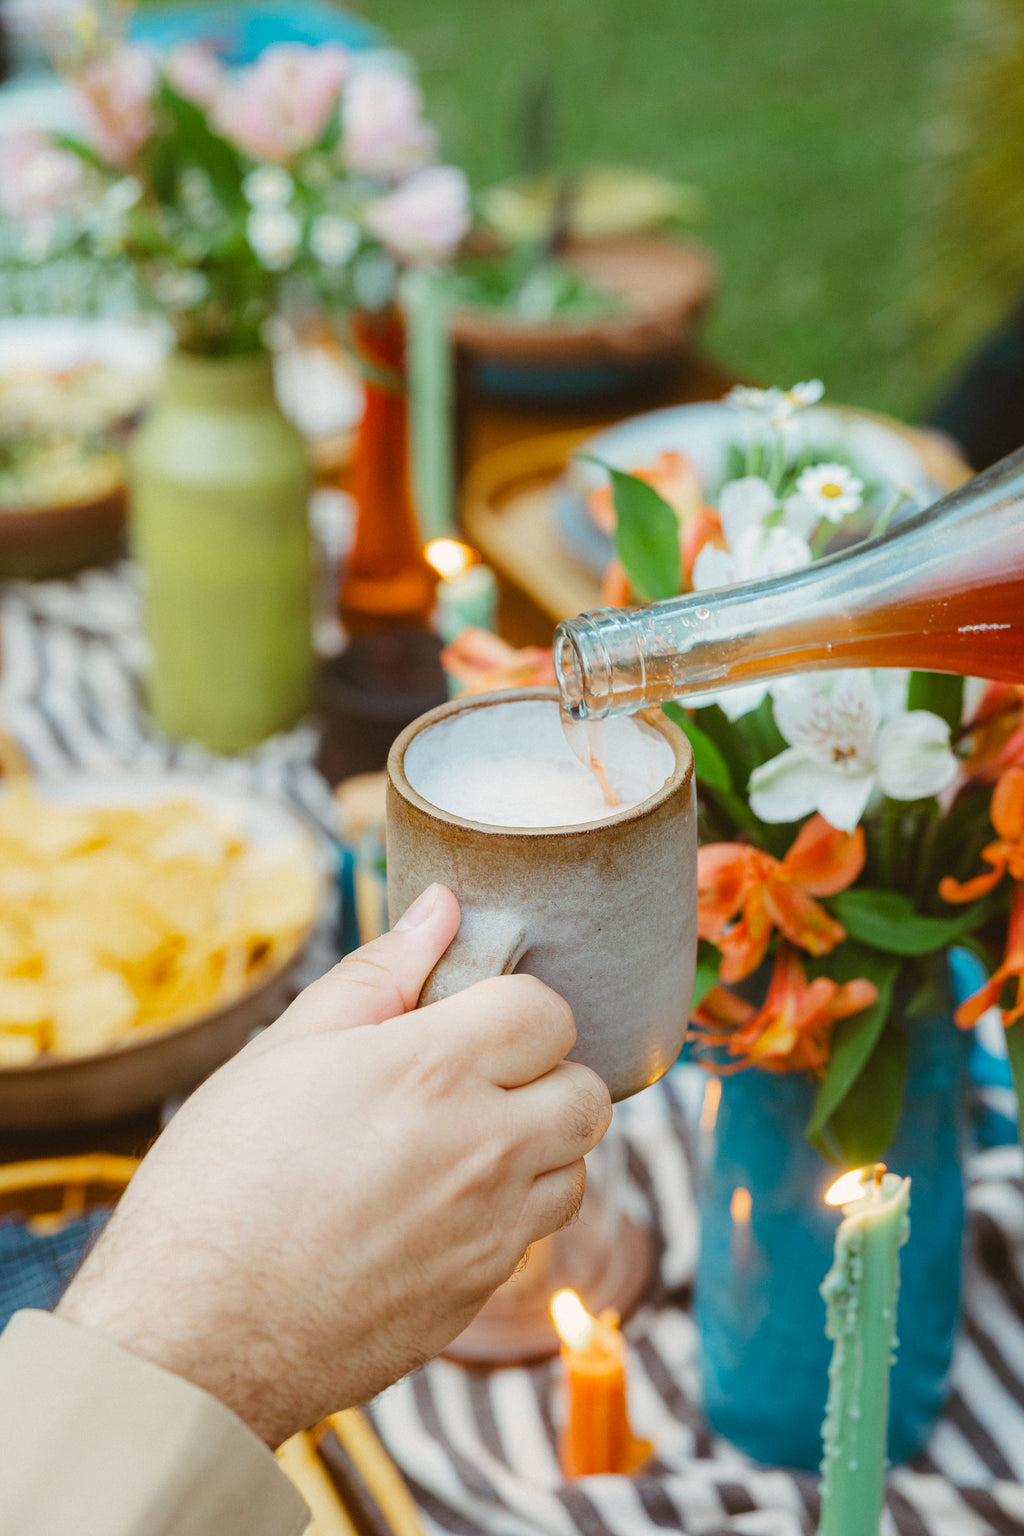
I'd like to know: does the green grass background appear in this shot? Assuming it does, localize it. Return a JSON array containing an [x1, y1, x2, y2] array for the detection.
[[364, 0, 962, 421]]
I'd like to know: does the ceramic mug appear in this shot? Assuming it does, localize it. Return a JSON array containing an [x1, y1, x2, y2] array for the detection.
[[385, 688, 697, 1101]]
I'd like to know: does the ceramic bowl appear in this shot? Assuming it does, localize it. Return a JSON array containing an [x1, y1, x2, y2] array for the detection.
[[556, 400, 947, 578], [450, 236, 715, 402], [0, 773, 325, 1129]]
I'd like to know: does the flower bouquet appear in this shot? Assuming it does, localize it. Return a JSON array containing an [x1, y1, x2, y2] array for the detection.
[[598, 381, 1024, 1464], [597, 380, 1024, 1162], [0, 38, 470, 351], [0, 32, 472, 747]]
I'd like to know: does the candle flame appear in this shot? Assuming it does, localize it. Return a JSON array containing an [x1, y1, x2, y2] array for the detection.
[[825, 1167, 872, 1206], [730, 1186, 752, 1224], [550, 1289, 595, 1350], [425, 537, 475, 579]]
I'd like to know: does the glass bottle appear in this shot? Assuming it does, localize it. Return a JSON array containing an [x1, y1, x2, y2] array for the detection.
[[340, 306, 437, 631], [554, 445, 1024, 719]]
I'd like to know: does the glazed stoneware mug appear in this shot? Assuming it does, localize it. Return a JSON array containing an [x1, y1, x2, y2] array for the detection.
[[385, 688, 697, 1101]]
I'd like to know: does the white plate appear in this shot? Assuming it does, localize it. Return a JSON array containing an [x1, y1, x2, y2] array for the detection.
[[557, 401, 943, 577]]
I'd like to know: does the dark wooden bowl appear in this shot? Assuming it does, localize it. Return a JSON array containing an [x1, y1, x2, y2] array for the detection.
[[0, 484, 127, 580], [450, 235, 716, 372], [0, 943, 309, 1131]]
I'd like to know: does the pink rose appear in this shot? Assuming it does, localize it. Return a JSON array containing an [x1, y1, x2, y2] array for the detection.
[[0, 131, 85, 224], [214, 43, 351, 163], [365, 165, 471, 265], [342, 70, 436, 179], [165, 43, 224, 108], [74, 46, 156, 169]]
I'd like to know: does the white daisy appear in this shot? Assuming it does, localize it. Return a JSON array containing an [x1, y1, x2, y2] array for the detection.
[[792, 462, 864, 523]]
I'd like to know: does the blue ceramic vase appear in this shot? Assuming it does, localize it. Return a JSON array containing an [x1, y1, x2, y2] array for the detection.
[[695, 1004, 970, 1470]]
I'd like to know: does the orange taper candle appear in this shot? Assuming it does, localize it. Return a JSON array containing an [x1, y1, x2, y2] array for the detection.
[[550, 1289, 652, 1478]]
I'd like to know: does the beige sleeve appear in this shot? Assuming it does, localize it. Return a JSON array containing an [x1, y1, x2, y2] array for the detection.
[[0, 1310, 310, 1536]]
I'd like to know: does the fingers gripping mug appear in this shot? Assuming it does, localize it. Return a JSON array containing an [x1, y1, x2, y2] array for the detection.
[[386, 689, 697, 1101]]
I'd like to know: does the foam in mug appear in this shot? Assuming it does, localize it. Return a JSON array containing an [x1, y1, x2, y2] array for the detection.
[[402, 698, 675, 828]]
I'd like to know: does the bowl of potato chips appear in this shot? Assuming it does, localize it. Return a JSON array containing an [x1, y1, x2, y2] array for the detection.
[[0, 774, 324, 1128]]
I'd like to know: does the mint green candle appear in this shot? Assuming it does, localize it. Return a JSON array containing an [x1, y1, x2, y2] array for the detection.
[[130, 351, 313, 753], [819, 1168, 911, 1536], [404, 269, 456, 542]]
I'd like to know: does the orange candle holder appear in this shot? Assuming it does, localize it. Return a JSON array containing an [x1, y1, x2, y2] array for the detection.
[[551, 1290, 652, 1478]]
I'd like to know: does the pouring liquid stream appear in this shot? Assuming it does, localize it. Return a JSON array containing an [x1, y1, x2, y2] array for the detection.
[[560, 713, 620, 807]]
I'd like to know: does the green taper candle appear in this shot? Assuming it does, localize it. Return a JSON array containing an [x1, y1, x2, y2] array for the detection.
[[818, 1166, 911, 1536]]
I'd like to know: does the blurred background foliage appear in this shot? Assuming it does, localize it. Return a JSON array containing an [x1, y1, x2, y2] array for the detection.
[[359, 0, 1023, 424]]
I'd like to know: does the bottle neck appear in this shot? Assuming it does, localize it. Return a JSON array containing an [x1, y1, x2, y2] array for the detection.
[[554, 444, 1024, 719]]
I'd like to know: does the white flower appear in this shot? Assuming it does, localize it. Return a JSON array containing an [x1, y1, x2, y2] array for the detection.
[[690, 522, 812, 721], [792, 462, 864, 523], [105, 176, 143, 215], [309, 213, 360, 267], [364, 165, 471, 265], [246, 204, 300, 270], [748, 671, 958, 832], [725, 385, 784, 415], [342, 69, 436, 179], [784, 379, 825, 409], [724, 379, 824, 428], [692, 522, 812, 592], [242, 166, 294, 206], [153, 268, 210, 310], [717, 475, 778, 547]]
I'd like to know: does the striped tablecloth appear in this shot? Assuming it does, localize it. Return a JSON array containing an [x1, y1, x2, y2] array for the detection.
[[4, 564, 1024, 1536]]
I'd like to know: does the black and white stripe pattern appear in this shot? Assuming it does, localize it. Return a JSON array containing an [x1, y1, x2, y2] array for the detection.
[[5, 563, 1024, 1533], [372, 1077, 1024, 1536]]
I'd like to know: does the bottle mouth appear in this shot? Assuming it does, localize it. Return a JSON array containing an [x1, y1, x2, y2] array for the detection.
[[553, 615, 621, 720], [552, 625, 586, 717]]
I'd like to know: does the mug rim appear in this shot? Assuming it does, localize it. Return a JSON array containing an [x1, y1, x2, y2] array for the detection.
[[387, 686, 693, 839]]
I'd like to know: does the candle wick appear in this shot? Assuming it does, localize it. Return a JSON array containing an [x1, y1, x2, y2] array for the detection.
[[873, 1163, 886, 1188]]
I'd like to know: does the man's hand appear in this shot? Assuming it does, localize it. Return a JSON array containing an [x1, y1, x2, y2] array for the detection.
[[58, 885, 611, 1447]]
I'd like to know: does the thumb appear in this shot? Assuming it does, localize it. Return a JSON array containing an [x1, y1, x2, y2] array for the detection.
[[271, 884, 461, 1038]]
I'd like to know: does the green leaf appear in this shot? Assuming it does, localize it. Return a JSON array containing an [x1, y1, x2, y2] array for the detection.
[[51, 132, 109, 173], [807, 950, 900, 1141], [581, 458, 680, 602], [826, 1024, 908, 1166], [662, 702, 762, 835], [829, 887, 992, 955], [155, 79, 244, 209], [907, 672, 964, 733], [662, 702, 733, 795], [691, 940, 721, 1012]]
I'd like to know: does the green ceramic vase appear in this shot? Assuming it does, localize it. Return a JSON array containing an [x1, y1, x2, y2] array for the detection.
[[130, 350, 313, 753]]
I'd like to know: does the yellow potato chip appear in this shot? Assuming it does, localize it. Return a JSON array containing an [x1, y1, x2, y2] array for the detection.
[[0, 1031, 39, 1066], [50, 970, 139, 1057], [0, 787, 319, 1063], [0, 977, 51, 1033]]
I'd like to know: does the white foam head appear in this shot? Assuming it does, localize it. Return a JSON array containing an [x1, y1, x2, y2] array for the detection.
[[403, 699, 675, 828]]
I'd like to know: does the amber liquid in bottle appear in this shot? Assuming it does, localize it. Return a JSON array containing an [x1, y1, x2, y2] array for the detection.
[[554, 446, 1024, 721]]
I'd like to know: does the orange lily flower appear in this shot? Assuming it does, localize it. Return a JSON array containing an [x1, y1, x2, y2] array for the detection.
[[962, 684, 1024, 785], [693, 944, 878, 1075], [952, 884, 1024, 1029], [939, 766, 1024, 904], [698, 815, 865, 983], [440, 628, 556, 696], [588, 450, 725, 596]]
